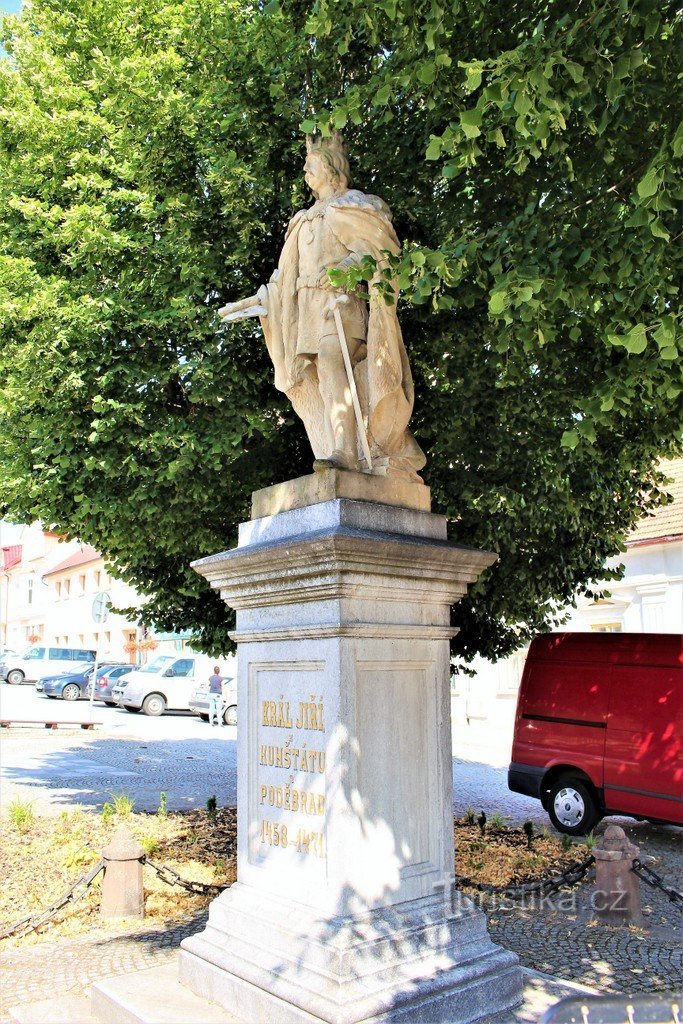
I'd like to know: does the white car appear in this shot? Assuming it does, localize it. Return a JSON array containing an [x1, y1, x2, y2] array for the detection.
[[111, 653, 216, 717]]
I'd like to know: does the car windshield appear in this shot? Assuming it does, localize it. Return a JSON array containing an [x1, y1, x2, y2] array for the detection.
[[139, 656, 174, 674]]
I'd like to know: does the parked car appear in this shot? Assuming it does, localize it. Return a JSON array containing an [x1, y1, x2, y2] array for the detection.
[[112, 653, 218, 717], [1, 645, 96, 685], [92, 664, 138, 706], [39, 663, 129, 701], [508, 632, 683, 834], [189, 678, 238, 725]]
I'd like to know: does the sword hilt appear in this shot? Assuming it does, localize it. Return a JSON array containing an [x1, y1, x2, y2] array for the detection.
[[325, 293, 350, 317]]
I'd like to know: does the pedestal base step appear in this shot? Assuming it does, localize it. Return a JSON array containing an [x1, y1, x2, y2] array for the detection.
[[8, 964, 595, 1024], [8, 993, 95, 1024]]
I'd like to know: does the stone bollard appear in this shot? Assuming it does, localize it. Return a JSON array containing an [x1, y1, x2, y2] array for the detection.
[[592, 824, 642, 926], [101, 828, 145, 919]]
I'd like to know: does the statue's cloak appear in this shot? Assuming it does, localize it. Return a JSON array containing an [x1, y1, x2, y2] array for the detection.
[[258, 190, 425, 470]]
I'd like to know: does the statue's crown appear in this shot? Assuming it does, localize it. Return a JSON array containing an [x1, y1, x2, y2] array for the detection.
[[305, 130, 347, 161]]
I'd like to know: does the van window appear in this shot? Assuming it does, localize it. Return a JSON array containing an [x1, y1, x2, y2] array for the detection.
[[75, 650, 95, 662], [49, 648, 71, 660], [23, 647, 46, 660], [171, 659, 194, 678], [140, 655, 174, 674]]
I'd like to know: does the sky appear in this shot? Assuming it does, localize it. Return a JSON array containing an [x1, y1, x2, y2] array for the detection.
[[0, 0, 22, 57]]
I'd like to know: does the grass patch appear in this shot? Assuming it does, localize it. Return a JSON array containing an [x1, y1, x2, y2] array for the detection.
[[8, 799, 35, 833], [0, 806, 237, 949]]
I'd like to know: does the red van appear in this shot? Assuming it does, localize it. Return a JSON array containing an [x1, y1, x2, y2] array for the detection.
[[508, 633, 682, 834]]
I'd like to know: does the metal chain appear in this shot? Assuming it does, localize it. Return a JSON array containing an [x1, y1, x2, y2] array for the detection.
[[455, 854, 595, 899], [0, 855, 227, 942], [631, 858, 683, 909], [144, 858, 227, 896], [0, 859, 105, 941]]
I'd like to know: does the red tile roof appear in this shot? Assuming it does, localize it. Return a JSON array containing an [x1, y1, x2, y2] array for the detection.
[[1, 545, 22, 570], [43, 545, 101, 577], [628, 458, 683, 545]]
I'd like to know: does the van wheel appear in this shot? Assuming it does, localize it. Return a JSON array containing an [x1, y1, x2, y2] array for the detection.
[[7, 670, 24, 685], [548, 778, 600, 835], [142, 693, 166, 717], [223, 705, 237, 726]]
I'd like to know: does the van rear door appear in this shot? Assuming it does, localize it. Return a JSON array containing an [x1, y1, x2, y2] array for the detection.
[[603, 635, 683, 824]]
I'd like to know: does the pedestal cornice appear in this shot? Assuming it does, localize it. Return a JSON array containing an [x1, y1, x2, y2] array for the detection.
[[192, 522, 497, 612]]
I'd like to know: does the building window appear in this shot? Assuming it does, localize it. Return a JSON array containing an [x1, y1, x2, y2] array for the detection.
[[63, 579, 71, 597], [27, 578, 33, 605], [591, 623, 622, 633], [79, 574, 86, 594], [105, 631, 111, 644], [55, 581, 61, 599], [95, 570, 101, 588]]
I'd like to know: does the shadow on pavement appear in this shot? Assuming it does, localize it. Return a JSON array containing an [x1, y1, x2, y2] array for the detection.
[[0, 733, 237, 812]]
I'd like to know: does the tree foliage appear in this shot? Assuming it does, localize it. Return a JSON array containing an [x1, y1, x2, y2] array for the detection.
[[0, 0, 680, 659]]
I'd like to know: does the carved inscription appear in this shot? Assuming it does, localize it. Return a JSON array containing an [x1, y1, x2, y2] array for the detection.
[[257, 692, 326, 859]]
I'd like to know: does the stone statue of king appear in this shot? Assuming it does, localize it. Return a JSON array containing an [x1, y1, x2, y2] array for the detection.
[[219, 132, 426, 480]]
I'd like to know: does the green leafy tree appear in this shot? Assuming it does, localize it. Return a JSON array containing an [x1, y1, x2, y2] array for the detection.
[[0, 0, 680, 659]]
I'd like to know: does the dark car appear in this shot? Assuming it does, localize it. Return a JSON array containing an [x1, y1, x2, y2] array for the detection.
[[38, 663, 129, 702], [92, 664, 137, 705]]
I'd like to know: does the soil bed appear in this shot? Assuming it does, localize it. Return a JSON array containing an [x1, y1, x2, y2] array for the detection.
[[0, 808, 586, 949]]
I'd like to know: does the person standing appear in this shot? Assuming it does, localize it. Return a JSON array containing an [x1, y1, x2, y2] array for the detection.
[[208, 666, 226, 727]]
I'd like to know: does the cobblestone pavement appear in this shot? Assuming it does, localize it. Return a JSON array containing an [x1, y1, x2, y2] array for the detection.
[[2, 823, 680, 1022], [487, 819, 682, 998], [2, 685, 681, 1021], [0, 683, 238, 814], [0, 912, 209, 1023]]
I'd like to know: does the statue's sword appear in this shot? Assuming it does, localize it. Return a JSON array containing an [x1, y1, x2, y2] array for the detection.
[[327, 294, 373, 472]]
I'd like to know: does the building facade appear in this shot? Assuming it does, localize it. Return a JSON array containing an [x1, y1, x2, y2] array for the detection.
[[1, 525, 143, 663], [451, 458, 683, 760]]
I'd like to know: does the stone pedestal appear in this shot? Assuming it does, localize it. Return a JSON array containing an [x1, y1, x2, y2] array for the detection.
[[179, 478, 522, 1023]]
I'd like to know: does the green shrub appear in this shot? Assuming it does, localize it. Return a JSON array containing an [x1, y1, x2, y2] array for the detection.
[[8, 798, 34, 833], [110, 791, 135, 817]]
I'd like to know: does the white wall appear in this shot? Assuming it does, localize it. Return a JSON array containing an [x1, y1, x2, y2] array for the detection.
[[46, 560, 143, 662]]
